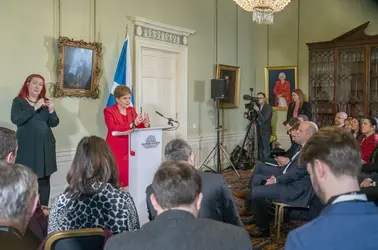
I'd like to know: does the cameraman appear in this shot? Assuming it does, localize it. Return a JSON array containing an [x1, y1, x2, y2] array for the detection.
[[253, 92, 272, 161]]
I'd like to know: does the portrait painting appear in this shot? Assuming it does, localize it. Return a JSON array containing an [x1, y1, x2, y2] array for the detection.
[[55, 37, 102, 99], [216, 64, 241, 109], [265, 66, 298, 110]]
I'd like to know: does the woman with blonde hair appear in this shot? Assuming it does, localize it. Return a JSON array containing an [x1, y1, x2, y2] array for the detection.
[[285, 88, 312, 123], [104, 85, 150, 188]]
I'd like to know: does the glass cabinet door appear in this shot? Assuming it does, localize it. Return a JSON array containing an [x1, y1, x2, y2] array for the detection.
[[309, 49, 335, 127], [369, 46, 378, 117], [337, 47, 366, 117]]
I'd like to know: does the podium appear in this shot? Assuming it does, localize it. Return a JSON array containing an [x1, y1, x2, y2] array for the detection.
[[112, 126, 170, 226]]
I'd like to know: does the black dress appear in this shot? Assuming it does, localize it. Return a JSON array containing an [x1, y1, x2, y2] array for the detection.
[[285, 101, 312, 123], [11, 97, 59, 205]]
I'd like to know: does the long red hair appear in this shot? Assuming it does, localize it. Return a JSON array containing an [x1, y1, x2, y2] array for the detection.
[[17, 74, 47, 100]]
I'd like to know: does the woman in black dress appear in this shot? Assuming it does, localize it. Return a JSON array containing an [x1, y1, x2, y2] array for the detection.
[[11, 74, 59, 206], [285, 88, 312, 123]]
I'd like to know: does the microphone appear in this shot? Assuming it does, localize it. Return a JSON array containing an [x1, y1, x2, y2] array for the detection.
[[155, 111, 179, 126], [130, 109, 136, 129]]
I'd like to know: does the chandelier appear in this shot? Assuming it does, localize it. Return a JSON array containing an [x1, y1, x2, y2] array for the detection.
[[233, 0, 291, 24]]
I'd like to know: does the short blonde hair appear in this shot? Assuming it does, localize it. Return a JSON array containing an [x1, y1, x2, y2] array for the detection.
[[114, 85, 132, 99]]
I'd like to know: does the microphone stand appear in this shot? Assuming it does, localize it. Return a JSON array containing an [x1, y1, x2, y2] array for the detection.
[[155, 111, 179, 128]]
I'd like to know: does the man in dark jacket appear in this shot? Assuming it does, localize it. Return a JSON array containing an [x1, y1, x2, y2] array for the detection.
[[145, 139, 242, 227], [254, 92, 273, 161], [106, 161, 252, 250]]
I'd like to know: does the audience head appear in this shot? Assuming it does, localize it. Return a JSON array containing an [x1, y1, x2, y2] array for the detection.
[[361, 116, 378, 136], [290, 127, 300, 143], [351, 117, 361, 133], [66, 136, 119, 198], [292, 89, 305, 107], [257, 92, 266, 105], [0, 127, 17, 163], [344, 117, 353, 133], [164, 139, 195, 166], [334, 112, 348, 126], [114, 85, 132, 109], [151, 161, 202, 217], [296, 121, 318, 146], [297, 114, 309, 122], [301, 127, 361, 204], [285, 117, 301, 132], [0, 162, 39, 234], [17, 74, 47, 100]]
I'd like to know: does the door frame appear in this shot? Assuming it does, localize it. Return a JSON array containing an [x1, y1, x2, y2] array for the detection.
[[134, 36, 188, 140]]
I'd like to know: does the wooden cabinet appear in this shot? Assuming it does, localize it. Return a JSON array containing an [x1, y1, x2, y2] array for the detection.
[[307, 22, 378, 127]]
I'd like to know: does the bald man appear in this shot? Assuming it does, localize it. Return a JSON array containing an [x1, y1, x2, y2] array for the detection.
[[335, 112, 348, 127]]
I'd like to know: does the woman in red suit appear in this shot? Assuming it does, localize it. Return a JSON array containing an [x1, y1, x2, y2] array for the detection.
[[104, 85, 150, 188]]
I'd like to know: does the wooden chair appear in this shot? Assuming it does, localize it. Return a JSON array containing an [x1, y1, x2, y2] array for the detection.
[[44, 228, 105, 250], [272, 201, 291, 240]]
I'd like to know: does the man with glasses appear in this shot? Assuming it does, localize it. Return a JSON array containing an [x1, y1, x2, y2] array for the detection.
[[253, 92, 273, 161]]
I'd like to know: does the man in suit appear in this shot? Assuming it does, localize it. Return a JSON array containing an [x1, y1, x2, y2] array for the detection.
[[0, 162, 40, 250], [285, 127, 378, 250], [253, 92, 273, 161], [146, 139, 242, 226], [249, 121, 318, 237], [105, 161, 253, 250]]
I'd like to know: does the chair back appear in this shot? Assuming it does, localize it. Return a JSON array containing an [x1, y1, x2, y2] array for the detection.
[[44, 228, 105, 250]]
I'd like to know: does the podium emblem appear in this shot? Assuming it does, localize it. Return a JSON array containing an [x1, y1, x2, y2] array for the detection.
[[142, 135, 161, 149]]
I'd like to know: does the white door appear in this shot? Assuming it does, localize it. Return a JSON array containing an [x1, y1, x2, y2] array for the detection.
[[139, 48, 177, 157]]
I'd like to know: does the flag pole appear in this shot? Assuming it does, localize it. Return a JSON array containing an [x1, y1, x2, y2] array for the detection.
[[125, 24, 128, 39]]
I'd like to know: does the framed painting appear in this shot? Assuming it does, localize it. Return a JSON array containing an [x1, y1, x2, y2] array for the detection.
[[215, 64, 241, 109], [265, 66, 298, 110], [55, 36, 102, 99]]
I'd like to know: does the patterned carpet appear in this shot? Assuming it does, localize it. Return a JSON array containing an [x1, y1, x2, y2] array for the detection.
[[222, 168, 304, 250]]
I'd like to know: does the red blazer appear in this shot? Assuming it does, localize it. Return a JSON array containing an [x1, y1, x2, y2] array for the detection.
[[103, 105, 145, 186], [360, 133, 378, 163]]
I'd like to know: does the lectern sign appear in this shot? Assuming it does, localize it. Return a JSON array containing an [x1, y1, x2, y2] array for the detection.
[[141, 135, 160, 149]]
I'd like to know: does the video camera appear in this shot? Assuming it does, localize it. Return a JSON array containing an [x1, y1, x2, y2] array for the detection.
[[243, 88, 259, 121]]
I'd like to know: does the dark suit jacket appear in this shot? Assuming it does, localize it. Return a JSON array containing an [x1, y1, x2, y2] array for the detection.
[[257, 103, 272, 133], [146, 171, 242, 227], [104, 210, 253, 250], [253, 146, 314, 207], [285, 201, 378, 250], [286, 101, 312, 123]]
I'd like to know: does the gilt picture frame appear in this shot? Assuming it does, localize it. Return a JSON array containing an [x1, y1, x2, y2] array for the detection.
[[265, 66, 298, 111], [55, 36, 102, 99], [215, 64, 241, 109]]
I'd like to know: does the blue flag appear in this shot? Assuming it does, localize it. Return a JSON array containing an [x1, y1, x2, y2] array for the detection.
[[107, 36, 133, 107]]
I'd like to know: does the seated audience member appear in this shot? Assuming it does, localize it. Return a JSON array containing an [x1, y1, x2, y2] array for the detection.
[[284, 117, 301, 148], [343, 117, 353, 133], [48, 136, 139, 235], [146, 139, 242, 226], [351, 116, 363, 140], [334, 112, 347, 127], [359, 117, 378, 164], [249, 122, 318, 237], [0, 162, 40, 250], [0, 127, 48, 243], [285, 127, 378, 250], [105, 161, 253, 250], [297, 114, 309, 122], [235, 126, 302, 216]]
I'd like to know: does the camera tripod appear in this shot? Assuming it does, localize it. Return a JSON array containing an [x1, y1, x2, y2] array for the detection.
[[233, 117, 259, 167], [198, 98, 240, 177]]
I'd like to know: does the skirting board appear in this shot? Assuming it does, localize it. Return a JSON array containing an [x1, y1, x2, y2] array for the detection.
[[50, 132, 291, 205]]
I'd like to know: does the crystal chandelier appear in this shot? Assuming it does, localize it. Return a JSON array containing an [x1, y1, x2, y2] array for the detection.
[[233, 0, 291, 24]]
